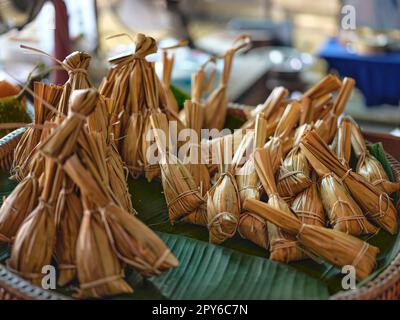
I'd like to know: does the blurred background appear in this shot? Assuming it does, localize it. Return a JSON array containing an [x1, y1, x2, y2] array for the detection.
[[0, 0, 399, 138]]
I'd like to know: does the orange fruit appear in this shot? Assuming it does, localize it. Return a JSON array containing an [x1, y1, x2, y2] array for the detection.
[[0, 80, 21, 98]]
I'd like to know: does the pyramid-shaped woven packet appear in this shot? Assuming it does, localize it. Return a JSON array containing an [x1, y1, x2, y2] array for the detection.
[[0, 156, 42, 243], [300, 130, 398, 235], [100, 33, 169, 181], [183, 101, 211, 226], [150, 112, 204, 223], [350, 117, 400, 194], [7, 158, 62, 286], [304, 122, 376, 235], [254, 148, 304, 262], [54, 173, 82, 286], [75, 196, 132, 298], [319, 173, 376, 235], [237, 115, 270, 249], [204, 34, 251, 130], [277, 123, 313, 200], [244, 198, 379, 280], [12, 82, 63, 181], [207, 137, 242, 244], [63, 154, 179, 277]]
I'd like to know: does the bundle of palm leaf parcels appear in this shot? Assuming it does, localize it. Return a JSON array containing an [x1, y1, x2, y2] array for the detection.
[[150, 68, 399, 281], [0, 32, 253, 298], [0, 30, 399, 297], [0, 44, 179, 298]]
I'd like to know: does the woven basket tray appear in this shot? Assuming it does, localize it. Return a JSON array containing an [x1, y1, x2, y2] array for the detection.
[[0, 103, 399, 300]]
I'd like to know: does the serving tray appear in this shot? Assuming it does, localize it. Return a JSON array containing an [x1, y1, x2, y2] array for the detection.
[[0, 103, 399, 300]]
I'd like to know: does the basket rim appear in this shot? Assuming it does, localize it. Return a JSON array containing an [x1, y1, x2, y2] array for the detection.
[[0, 102, 399, 300]]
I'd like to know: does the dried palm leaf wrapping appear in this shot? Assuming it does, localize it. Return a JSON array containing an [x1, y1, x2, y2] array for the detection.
[[57, 51, 93, 114], [7, 158, 62, 286], [157, 94, 186, 150], [311, 94, 334, 122], [300, 131, 398, 235], [184, 204, 207, 226], [78, 128, 141, 257], [63, 155, 178, 278], [150, 112, 204, 223], [86, 95, 135, 214], [161, 40, 188, 113], [236, 116, 270, 248], [236, 114, 268, 203], [202, 129, 247, 176], [299, 97, 312, 125], [264, 101, 301, 173], [335, 116, 353, 168], [100, 33, 166, 181], [19, 45, 93, 115], [142, 110, 163, 182], [0, 157, 42, 244], [179, 57, 217, 125], [276, 123, 313, 200], [314, 77, 355, 144], [207, 136, 242, 244], [151, 79, 186, 181], [313, 118, 376, 235], [234, 148, 259, 201], [78, 130, 110, 190], [54, 174, 82, 286], [40, 89, 99, 162], [239, 212, 269, 249], [121, 113, 143, 178], [39, 94, 178, 290], [12, 82, 63, 181], [193, 59, 217, 103], [86, 95, 111, 140], [183, 101, 211, 226], [195, 130, 248, 225], [302, 74, 341, 101], [243, 199, 379, 280], [241, 86, 288, 130], [78, 130, 117, 204], [253, 148, 304, 262], [207, 132, 254, 243], [106, 142, 135, 214], [101, 199, 179, 277], [238, 206, 270, 249], [319, 172, 376, 235], [350, 117, 400, 194], [89, 146, 179, 273], [183, 101, 210, 190], [291, 178, 325, 227], [75, 196, 132, 299], [204, 34, 252, 130]]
